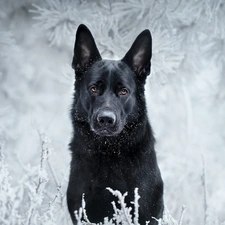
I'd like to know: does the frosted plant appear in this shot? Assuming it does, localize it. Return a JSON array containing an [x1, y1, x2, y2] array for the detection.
[[209, 2, 225, 38], [0, 0, 36, 18], [75, 188, 142, 225], [173, 0, 225, 74], [150, 25, 184, 85], [177, 1, 225, 74], [30, 0, 185, 85], [0, 140, 15, 224], [112, 0, 185, 84], [74, 188, 184, 225], [107, 188, 135, 225], [38, 185, 63, 225], [25, 131, 50, 225], [203, 38, 225, 70], [0, 28, 29, 122], [112, 0, 165, 34], [0, 131, 69, 225], [153, 207, 182, 225], [172, 0, 221, 28], [0, 29, 21, 64], [195, 0, 224, 37], [31, 0, 92, 47], [112, 0, 190, 34], [89, 17, 127, 59]]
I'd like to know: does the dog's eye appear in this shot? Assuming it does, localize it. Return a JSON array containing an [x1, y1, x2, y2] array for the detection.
[[90, 86, 98, 93], [119, 88, 128, 95]]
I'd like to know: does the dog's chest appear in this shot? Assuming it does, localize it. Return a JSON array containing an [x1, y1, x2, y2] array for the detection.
[[84, 152, 142, 191]]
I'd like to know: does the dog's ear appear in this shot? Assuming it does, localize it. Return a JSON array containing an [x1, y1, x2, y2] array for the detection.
[[122, 29, 152, 78], [72, 24, 101, 73]]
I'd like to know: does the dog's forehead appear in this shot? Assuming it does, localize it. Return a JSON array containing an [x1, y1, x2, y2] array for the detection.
[[86, 60, 135, 85]]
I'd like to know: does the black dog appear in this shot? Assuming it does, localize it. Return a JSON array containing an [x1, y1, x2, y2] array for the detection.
[[67, 24, 164, 225]]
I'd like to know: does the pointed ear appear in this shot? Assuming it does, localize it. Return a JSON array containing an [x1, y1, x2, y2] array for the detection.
[[122, 29, 152, 78], [72, 24, 101, 73]]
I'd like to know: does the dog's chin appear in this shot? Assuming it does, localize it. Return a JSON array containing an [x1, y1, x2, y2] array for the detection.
[[92, 128, 121, 137]]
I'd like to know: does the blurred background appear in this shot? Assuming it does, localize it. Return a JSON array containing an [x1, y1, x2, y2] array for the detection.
[[0, 0, 225, 225]]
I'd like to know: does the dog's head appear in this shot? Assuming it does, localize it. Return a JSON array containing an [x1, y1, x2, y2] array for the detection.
[[72, 24, 152, 137]]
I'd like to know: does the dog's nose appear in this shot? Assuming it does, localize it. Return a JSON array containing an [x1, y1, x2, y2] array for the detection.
[[97, 111, 116, 127]]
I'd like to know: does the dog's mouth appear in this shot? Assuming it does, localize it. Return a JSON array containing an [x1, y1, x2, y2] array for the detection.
[[90, 119, 124, 137], [92, 127, 120, 137]]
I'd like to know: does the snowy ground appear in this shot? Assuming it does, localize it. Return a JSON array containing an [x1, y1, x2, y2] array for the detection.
[[0, 1, 225, 225]]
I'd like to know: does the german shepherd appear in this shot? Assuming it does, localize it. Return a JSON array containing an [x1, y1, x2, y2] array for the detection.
[[67, 24, 164, 225]]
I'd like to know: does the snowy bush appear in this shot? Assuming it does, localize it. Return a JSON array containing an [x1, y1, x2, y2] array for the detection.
[[0, 134, 70, 225], [74, 188, 185, 225]]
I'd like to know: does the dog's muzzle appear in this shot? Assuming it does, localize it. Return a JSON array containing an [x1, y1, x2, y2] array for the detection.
[[91, 109, 120, 136]]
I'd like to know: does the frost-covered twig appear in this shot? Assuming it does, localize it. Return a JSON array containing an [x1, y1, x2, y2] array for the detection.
[[153, 206, 179, 225], [201, 155, 208, 225], [36, 131, 50, 194], [40, 185, 62, 223], [107, 188, 133, 225], [81, 194, 91, 224], [132, 188, 140, 225], [75, 207, 83, 225], [178, 205, 186, 225], [0, 140, 14, 224], [0, 129, 69, 225], [25, 131, 50, 225]]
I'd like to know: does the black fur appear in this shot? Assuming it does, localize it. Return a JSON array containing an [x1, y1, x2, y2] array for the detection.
[[67, 24, 164, 225]]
